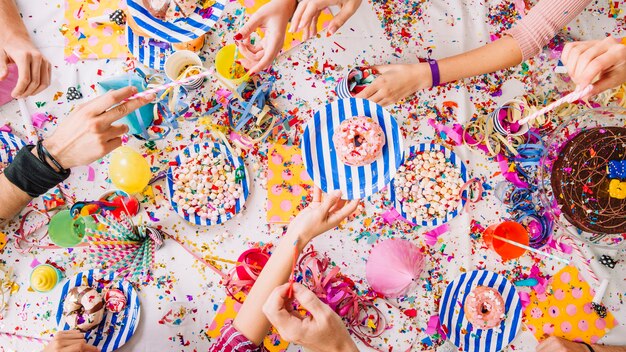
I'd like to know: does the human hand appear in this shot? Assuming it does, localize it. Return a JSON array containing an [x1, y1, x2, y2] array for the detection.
[[286, 189, 358, 244], [42, 330, 99, 352], [42, 87, 155, 170], [234, 0, 297, 74], [263, 283, 358, 352], [289, 0, 362, 41], [536, 336, 590, 352], [0, 32, 51, 99], [355, 63, 431, 106], [561, 36, 626, 97]]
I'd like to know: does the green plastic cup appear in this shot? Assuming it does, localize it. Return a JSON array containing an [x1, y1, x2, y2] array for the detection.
[[48, 210, 83, 248]]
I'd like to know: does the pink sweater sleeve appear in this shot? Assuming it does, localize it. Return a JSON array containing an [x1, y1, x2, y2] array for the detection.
[[506, 0, 593, 60]]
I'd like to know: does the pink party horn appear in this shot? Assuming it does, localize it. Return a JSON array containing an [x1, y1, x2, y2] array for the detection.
[[517, 85, 593, 126]]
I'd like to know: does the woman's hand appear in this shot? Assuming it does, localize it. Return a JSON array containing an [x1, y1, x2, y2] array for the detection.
[[235, 0, 297, 74], [355, 63, 431, 106], [42, 330, 99, 352], [561, 36, 626, 97], [289, 0, 362, 41], [263, 283, 358, 352], [286, 189, 358, 244]]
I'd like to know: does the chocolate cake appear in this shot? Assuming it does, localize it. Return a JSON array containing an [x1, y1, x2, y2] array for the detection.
[[551, 127, 626, 234]]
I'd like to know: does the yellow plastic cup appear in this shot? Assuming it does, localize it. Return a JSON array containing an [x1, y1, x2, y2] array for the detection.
[[215, 44, 250, 86]]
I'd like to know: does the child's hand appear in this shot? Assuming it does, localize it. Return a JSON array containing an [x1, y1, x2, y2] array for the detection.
[[289, 0, 362, 41], [561, 36, 626, 97], [356, 63, 431, 106], [235, 0, 297, 74], [287, 189, 358, 244], [43, 330, 99, 352], [263, 283, 359, 352]]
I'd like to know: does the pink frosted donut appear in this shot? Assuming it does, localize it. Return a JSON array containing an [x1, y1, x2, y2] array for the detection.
[[463, 286, 506, 329], [332, 116, 386, 167]]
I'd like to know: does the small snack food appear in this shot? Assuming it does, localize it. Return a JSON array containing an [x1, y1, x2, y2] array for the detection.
[[171, 147, 244, 222], [463, 286, 506, 330], [394, 150, 464, 221], [332, 116, 386, 167], [104, 288, 127, 313], [63, 286, 105, 332]]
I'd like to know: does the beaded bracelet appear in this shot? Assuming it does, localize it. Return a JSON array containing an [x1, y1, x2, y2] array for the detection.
[[36, 140, 70, 175]]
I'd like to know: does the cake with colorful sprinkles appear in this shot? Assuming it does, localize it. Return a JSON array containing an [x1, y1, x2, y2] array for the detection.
[[550, 127, 626, 234]]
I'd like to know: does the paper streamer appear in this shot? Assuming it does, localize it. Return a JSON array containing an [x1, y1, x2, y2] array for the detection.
[[517, 85, 593, 126], [0, 331, 51, 344], [556, 235, 600, 286], [124, 67, 215, 102]]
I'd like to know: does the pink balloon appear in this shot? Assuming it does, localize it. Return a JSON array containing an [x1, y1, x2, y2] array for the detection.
[[366, 239, 424, 298]]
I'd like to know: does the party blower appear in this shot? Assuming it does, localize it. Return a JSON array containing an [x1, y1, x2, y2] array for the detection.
[[483, 221, 569, 264]]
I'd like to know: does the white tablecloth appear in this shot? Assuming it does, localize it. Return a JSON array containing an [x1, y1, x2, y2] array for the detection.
[[1, 0, 625, 351]]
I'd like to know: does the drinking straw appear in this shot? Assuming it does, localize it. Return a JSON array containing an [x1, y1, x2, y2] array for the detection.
[[493, 235, 571, 264]]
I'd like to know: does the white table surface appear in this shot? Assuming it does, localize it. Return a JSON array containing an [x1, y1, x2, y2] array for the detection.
[[0, 0, 625, 351]]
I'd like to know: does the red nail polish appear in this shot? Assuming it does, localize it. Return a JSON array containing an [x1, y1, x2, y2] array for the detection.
[[234, 33, 243, 40]]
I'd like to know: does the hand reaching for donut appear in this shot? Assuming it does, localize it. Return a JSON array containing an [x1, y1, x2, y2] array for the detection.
[[42, 330, 99, 352]]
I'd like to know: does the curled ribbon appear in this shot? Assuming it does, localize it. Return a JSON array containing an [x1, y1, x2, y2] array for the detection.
[[296, 249, 387, 345], [380, 208, 416, 226]]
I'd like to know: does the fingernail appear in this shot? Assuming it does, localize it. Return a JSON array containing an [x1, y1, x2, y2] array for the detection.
[[234, 33, 243, 40], [145, 93, 156, 101]]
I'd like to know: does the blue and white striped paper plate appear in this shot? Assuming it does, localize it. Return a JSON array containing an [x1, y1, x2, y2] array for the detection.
[[127, 0, 226, 43], [301, 98, 404, 200], [56, 270, 141, 352], [0, 132, 26, 161], [388, 143, 467, 227], [166, 142, 250, 226], [439, 270, 522, 352], [127, 24, 172, 70], [0, 132, 26, 169]]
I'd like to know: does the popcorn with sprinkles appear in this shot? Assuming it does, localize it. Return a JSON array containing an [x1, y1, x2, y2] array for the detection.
[[171, 148, 243, 222], [394, 150, 463, 220]]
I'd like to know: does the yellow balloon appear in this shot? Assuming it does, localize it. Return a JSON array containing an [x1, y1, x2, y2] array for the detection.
[[108, 146, 152, 194]]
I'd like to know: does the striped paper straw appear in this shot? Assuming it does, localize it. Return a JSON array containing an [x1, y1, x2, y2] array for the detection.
[[124, 67, 216, 102], [0, 331, 51, 344], [493, 235, 571, 264], [556, 235, 600, 286], [517, 85, 593, 126]]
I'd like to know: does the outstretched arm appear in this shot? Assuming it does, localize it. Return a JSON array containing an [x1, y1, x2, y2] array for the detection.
[[0, 87, 154, 222], [356, 36, 522, 106], [357, 0, 593, 106], [232, 189, 358, 345]]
